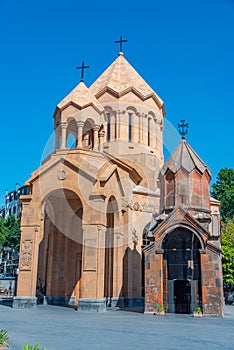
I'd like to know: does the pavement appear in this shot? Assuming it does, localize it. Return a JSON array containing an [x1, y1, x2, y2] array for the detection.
[[1, 304, 234, 350]]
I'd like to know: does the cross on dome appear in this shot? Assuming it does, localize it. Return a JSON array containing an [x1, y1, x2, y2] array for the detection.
[[178, 120, 189, 139], [115, 35, 127, 54], [76, 61, 89, 82]]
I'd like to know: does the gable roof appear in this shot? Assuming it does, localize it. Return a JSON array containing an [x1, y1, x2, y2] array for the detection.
[[56, 81, 104, 114], [161, 139, 211, 176]]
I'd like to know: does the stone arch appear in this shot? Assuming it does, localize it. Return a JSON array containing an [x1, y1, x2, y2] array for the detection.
[[157, 223, 205, 250], [161, 227, 203, 314], [82, 118, 95, 148], [37, 188, 83, 307], [66, 118, 77, 148]]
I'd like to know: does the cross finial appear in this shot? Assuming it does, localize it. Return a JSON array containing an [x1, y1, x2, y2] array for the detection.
[[115, 35, 127, 54], [178, 120, 189, 139], [76, 61, 89, 82]]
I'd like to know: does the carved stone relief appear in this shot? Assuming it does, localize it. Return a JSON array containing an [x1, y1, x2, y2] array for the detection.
[[20, 240, 33, 271]]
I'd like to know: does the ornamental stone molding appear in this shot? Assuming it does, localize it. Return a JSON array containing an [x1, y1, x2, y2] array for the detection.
[[127, 201, 157, 213]]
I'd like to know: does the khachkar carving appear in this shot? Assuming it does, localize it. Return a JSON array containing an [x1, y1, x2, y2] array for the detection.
[[20, 240, 33, 271], [127, 201, 157, 213]]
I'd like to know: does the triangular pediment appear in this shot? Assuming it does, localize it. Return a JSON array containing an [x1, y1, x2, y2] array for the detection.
[[153, 207, 209, 247], [103, 151, 142, 184], [26, 154, 101, 186]]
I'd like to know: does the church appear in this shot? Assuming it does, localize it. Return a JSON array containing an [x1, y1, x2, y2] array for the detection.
[[13, 41, 224, 316]]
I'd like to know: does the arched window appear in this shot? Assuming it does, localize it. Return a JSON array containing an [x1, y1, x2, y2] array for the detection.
[[82, 120, 94, 148], [107, 113, 117, 141], [66, 119, 77, 149]]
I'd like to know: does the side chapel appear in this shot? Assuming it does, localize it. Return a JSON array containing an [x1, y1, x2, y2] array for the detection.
[[14, 43, 224, 315]]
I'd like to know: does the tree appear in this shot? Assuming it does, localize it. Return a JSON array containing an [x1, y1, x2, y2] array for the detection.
[[0, 219, 8, 249], [221, 220, 234, 285], [4, 215, 21, 250], [212, 168, 234, 285], [212, 168, 234, 220], [0, 216, 21, 251]]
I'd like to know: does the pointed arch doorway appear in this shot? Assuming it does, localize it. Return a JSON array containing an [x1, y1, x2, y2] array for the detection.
[[162, 228, 202, 314]]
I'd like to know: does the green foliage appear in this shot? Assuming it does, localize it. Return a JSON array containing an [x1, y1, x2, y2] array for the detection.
[[221, 220, 234, 285], [194, 306, 202, 313], [212, 168, 234, 285], [0, 329, 10, 348], [0, 221, 8, 248], [156, 303, 165, 312], [212, 168, 234, 220], [22, 343, 46, 350], [4, 215, 21, 250], [0, 216, 21, 250]]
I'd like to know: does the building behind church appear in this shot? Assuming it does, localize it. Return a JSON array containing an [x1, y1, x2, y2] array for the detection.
[[13, 48, 223, 316]]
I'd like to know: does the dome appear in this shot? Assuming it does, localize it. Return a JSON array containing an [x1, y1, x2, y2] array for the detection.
[[90, 53, 165, 113], [161, 139, 211, 176]]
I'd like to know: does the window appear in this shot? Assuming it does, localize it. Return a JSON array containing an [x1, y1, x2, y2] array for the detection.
[[107, 113, 111, 141], [128, 114, 132, 142], [148, 118, 151, 146]]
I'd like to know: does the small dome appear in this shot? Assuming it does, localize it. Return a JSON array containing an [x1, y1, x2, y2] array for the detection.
[[161, 139, 211, 176], [56, 81, 104, 113], [90, 53, 164, 113]]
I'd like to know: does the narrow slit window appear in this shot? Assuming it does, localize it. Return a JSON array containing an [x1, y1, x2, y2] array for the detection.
[[128, 114, 132, 142], [107, 113, 111, 141], [148, 118, 151, 146]]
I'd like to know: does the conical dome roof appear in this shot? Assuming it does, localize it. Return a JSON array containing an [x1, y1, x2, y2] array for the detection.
[[56, 81, 104, 113], [161, 139, 211, 176], [90, 53, 164, 112]]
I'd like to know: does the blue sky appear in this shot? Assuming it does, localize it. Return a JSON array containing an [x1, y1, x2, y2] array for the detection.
[[0, 0, 234, 205]]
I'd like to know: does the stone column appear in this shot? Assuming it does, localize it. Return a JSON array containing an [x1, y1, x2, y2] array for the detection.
[[132, 113, 138, 143], [137, 112, 141, 143], [142, 114, 148, 146], [54, 127, 60, 150], [13, 223, 40, 308], [144, 249, 164, 313], [61, 122, 67, 149], [116, 110, 121, 139], [110, 113, 116, 140], [78, 224, 106, 312], [76, 121, 84, 148], [93, 125, 100, 150], [96, 225, 106, 299], [149, 118, 157, 149], [153, 119, 157, 149], [119, 110, 126, 141], [99, 130, 105, 153], [113, 232, 123, 304]]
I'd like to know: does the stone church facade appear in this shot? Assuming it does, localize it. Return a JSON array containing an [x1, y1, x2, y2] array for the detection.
[[13, 51, 224, 315]]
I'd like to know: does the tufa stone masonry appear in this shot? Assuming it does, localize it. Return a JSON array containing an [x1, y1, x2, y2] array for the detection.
[[14, 50, 223, 315]]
